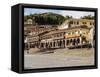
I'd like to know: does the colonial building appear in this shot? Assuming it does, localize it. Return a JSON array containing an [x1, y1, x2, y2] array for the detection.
[[24, 25, 57, 36], [24, 18, 95, 49], [24, 17, 37, 25], [58, 19, 94, 29], [38, 27, 90, 49]]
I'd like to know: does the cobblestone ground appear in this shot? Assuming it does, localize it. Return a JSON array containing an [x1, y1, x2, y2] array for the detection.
[[24, 48, 94, 69]]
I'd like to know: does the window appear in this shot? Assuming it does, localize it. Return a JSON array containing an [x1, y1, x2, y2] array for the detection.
[[77, 21, 79, 25], [90, 22, 95, 25], [90, 22, 92, 25], [60, 33, 62, 36], [70, 21, 73, 24], [82, 22, 87, 24], [74, 21, 76, 24]]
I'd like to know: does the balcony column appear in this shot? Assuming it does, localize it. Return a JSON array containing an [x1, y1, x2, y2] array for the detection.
[[39, 42, 41, 48], [64, 39, 67, 48], [52, 41, 54, 48]]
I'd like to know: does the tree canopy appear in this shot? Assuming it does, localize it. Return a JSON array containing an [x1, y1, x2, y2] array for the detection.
[[24, 13, 94, 25], [24, 12, 66, 25], [81, 15, 94, 19]]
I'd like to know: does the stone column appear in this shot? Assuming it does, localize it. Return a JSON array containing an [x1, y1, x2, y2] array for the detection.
[[57, 40, 60, 48], [39, 42, 41, 48], [52, 41, 54, 48], [43, 42, 46, 48], [79, 37, 83, 48], [28, 42, 30, 49], [64, 39, 67, 48], [56, 40, 59, 48], [61, 40, 64, 48], [27, 42, 30, 54], [56, 40, 58, 48], [48, 42, 50, 48], [50, 42, 52, 48], [80, 37, 82, 45]]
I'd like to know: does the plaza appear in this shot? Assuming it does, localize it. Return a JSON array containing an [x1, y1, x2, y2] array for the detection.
[[24, 48, 94, 69]]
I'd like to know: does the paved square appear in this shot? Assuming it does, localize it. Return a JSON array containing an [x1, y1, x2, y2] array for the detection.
[[24, 48, 94, 69]]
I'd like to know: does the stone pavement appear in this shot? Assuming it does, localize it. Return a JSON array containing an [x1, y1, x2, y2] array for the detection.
[[24, 48, 94, 69]]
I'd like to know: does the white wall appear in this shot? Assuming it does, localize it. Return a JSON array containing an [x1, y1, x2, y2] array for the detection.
[[0, 0, 99, 76]]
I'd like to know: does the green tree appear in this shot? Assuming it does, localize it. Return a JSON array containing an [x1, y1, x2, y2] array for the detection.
[[81, 15, 94, 19], [65, 15, 72, 19], [24, 12, 66, 25]]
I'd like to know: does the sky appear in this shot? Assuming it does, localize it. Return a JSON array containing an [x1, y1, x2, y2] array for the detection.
[[24, 8, 94, 18]]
